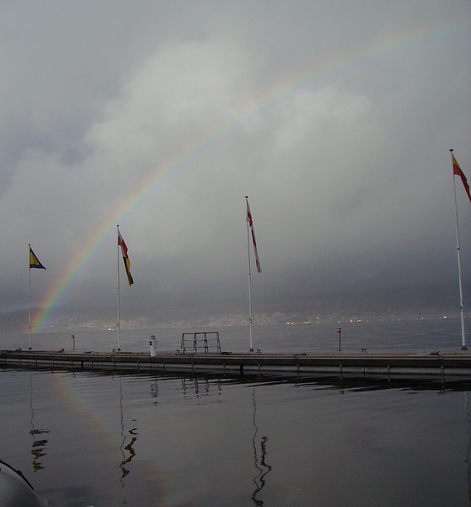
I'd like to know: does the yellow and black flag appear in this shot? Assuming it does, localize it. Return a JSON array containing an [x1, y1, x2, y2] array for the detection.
[[29, 245, 46, 270], [118, 230, 134, 286]]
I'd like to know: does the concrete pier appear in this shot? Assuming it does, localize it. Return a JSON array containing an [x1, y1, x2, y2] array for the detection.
[[2, 349, 471, 379]]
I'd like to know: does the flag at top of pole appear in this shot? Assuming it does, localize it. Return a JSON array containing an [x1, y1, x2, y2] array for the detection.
[[246, 197, 262, 273], [118, 229, 134, 286], [29, 246, 46, 270], [451, 151, 471, 204]]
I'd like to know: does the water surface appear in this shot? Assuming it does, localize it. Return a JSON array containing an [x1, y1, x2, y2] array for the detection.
[[1, 318, 470, 506]]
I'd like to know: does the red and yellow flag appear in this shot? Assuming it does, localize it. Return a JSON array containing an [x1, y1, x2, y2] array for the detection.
[[118, 231, 134, 286], [452, 153, 471, 204]]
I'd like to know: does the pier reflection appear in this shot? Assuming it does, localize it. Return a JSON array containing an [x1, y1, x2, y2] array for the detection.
[[251, 388, 272, 506], [151, 380, 158, 403], [29, 374, 49, 472], [181, 376, 211, 398]]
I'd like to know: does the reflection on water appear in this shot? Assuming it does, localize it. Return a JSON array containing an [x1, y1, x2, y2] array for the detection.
[[5, 368, 471, 506], [119, 378, 138, 485], [181, 376, 210, 398], [251, 388, 272, 506], [29, 374, 49, 473], [150, 380, 158, 403]]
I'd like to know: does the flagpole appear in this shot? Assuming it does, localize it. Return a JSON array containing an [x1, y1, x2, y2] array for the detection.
[[246, 196, 254, 352], [117, 225, 121, 351], [451, 148, 467, 350], [28, 244, 32, 350]]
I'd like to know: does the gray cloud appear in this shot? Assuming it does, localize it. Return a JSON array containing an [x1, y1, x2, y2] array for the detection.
[[1, 1, 470, 327]]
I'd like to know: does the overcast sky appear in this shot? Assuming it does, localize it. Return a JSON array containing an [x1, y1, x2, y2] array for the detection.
[[1, 1, 471, 324]]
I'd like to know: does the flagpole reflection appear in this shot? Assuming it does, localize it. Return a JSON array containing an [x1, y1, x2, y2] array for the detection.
[[251, 387, 272, 505], [119, 377, 138, 486], [29, 374, 49, 472]]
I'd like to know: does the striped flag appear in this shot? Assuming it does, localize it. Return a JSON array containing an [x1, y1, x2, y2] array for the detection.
[[452, 153, 471, 204], [29, 246, 46, 270], [246, 198, 262, 273], [118, 230, 134, 286]]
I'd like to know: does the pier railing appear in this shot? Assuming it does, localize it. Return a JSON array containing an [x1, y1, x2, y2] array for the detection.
[[180, 332, 221, 354]]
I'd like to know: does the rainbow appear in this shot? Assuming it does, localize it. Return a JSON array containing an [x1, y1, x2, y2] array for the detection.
[[49, 372, 169, 503], [31, 16, 464, 332]]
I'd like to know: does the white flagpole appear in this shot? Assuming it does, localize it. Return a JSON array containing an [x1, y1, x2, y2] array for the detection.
[[246, 196, 254, 352], [451, 149, 467, 350], [28, 244, 32, 350], [117, 225, 121, 351]]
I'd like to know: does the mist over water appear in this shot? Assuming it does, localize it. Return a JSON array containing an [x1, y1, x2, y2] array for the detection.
[[1, 315, 467, 354]]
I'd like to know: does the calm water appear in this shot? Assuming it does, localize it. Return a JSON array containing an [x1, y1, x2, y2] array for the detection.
[[2, 318, 471, 506], [1, 316, 466, 353]]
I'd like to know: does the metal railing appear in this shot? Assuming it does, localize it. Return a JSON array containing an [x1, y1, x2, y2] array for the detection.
[[180, 332, 221, 353]]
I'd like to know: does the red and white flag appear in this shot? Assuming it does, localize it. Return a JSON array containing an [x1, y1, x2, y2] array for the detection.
[[246, 198, 262, 273]]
